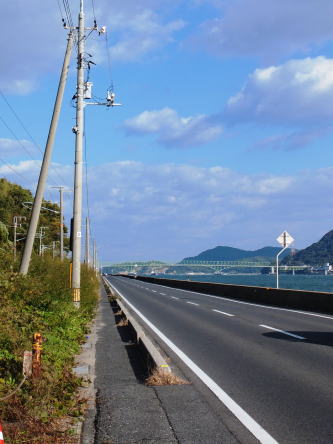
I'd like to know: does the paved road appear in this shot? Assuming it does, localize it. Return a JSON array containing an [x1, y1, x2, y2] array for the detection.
[[107, 276, 333, 444]]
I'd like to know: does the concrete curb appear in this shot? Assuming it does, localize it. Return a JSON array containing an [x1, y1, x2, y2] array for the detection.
[[103, 277, 173, 374]]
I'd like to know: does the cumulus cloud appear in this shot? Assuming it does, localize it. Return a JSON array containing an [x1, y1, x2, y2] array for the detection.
[[108, 9, 185, 62], [191, 0, 333, 60], [224, 57, 333, 126], [0, 138, 38, 158], [1, 0, 186, 93], [253, 127, 333, 151], [123, 107, 223, 147], [1, 159, 333, 261], [1, 1, 65, 94]]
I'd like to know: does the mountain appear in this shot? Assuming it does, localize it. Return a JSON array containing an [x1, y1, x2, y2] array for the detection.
[[282, 230, 333, 266], [181, 245, 292, 263]]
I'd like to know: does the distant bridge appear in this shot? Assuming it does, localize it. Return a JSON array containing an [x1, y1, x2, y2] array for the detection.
[[102, 260, 308, 273]]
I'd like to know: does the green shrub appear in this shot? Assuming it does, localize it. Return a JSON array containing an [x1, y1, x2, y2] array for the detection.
[[0, 254, 99, 442]]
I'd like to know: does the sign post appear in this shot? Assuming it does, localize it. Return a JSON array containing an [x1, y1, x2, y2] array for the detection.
[[276, 231, 294, 289]]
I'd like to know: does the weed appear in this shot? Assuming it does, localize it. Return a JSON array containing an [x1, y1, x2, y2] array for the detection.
[[145, 368, 189, 386], [0, 254, 99, 442], [116, 318, 129, 327]]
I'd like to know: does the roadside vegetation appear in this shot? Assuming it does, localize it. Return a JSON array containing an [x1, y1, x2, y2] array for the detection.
[[0, 179, 99, 443]]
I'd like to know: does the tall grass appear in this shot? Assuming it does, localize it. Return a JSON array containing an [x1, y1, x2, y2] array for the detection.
[[0, 253, 99, 443]]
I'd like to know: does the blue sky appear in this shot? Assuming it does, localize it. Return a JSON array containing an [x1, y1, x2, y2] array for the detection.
[[2, 0, 333, 263]]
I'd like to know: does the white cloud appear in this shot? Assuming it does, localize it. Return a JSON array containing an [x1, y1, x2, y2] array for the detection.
[[191, 0, 333, 60], [1, 0, 186, 93], [253, 127, 333, 151], [123, 107, 223, 147], [1, 2, 65, 94], [225, 57, 333, 126], [0, 138, 37, 158], [2, 159, 333, 262], [108, 10, 185, 62]]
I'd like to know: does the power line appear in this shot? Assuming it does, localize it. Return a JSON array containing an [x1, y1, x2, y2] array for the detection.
[[56, 0, 66, 26], [0, 115, 42, 163], [0, 90, 72, 188], [91, 0, 97, 23], [0, 157, 31, 184], [105, 31, 114, 90]]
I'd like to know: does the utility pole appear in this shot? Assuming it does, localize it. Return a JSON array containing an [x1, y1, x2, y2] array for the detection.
[[13, 216, 18, 260], [13, 215, 26, 260], [85, 217, 90, 266], [69, 1, 120, 304], [93, 239, 96, 271], [51, 186, 65, 260], [71, 0, 85, 307], [19, 32, 74, 274], [38, 227, 46, 256]]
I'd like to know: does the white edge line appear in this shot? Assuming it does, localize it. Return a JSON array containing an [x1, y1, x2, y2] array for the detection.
[[144, 281, 333, 320], [260, 324, 306, 340], [110, 280, 278, 444], [213, 309, 235, 317]]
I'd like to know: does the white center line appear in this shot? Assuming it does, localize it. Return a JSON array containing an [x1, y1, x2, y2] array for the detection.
[[260, 324, 306, 340], [187, 301, 199, 306], [147, 281, 333, 320], [151, 290, 157, 293], [213, 309, 234, 317], [171, 296, 179, 300], [159, 293, 166, 296]]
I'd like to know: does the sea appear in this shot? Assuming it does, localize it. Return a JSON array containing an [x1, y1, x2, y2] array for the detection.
[[152, 273, 333, 293]]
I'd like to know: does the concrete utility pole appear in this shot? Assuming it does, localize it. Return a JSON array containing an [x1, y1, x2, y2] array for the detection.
[[51, 186, 65, 260], [12, 216, 26, 260], [85, 217, 90, 266], [38, 227, 46, 256], [71, 0, 85, 307], [93, 239, 96, 271], [19, 32, 74, 274]]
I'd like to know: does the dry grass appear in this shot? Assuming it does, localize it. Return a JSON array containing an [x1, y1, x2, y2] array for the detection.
[[145, 368, 189, 386], [116, 318, 129, 327], [114, 309, 123, 316], [2, 399, 79, 444]]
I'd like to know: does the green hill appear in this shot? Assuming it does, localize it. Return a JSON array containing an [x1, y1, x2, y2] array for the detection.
[[282, 230, 333, 266], [0, 178, 67, 254], [182, 245, 292, 263]]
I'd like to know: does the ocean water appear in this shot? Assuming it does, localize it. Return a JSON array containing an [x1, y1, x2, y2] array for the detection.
[[152, 274, 333, 293]]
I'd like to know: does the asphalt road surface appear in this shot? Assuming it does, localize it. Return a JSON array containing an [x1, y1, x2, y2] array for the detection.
[[107, 276, 333, 444]]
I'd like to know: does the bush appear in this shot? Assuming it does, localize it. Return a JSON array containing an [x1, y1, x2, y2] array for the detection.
[[0, 254, 99, 442]]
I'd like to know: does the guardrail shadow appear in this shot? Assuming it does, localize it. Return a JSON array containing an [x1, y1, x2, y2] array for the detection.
[[110, 300, 151, 382]]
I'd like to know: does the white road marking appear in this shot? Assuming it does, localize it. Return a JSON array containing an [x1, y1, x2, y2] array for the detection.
[[109, 281, 278, 444], [260, 324, 306, 340], [187, 301, 199, 306], [147, 281, 333, 320], [213, 309, 234, 317], [159, 292, 166, 296], [171, 296, 179, 300], [151, 290, 157, 293]]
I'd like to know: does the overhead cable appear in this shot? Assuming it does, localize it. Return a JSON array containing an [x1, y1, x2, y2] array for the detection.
[[0, 91, 71, 188]]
